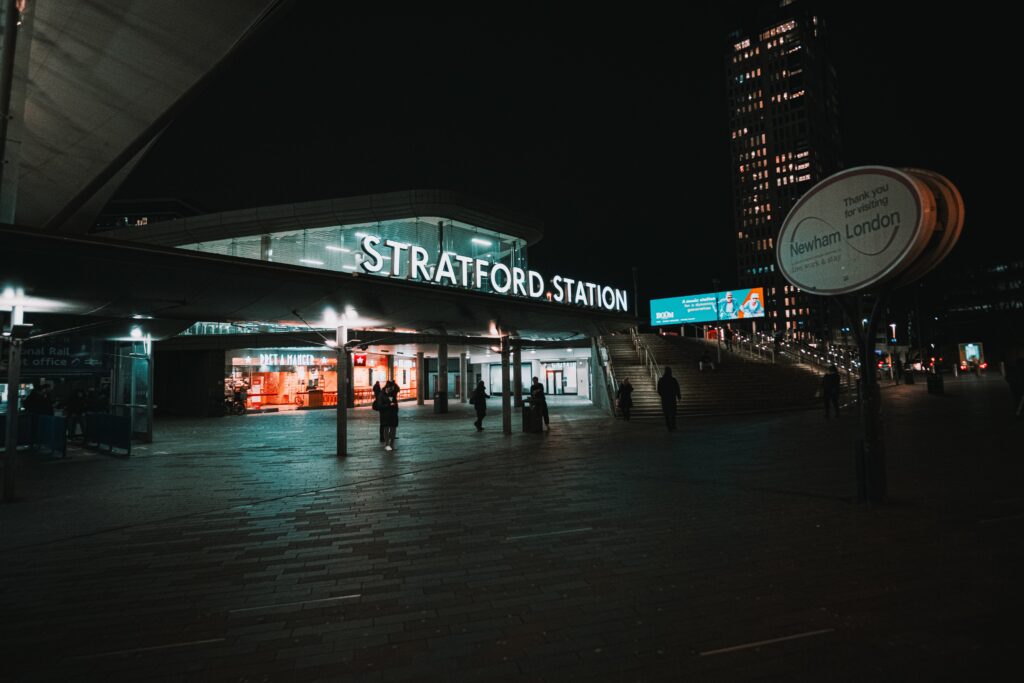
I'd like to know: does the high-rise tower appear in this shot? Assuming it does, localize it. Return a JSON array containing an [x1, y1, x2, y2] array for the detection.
[[726, 1, 842, 339]]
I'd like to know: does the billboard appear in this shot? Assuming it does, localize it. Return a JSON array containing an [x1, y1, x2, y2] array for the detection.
[[650, 287, 765, 326]]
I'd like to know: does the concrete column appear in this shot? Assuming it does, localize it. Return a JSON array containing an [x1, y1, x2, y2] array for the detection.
[[347, 352, 356, 408], [435, 341, 448, 413], [501, 336, 512, 434], [512, 341, 523, 408], [416, 351, 425, 405], [335, 324, 348, 457], [144, 347, 154, 443], [459, 352, 468, 402], [3, 332, 24, 502]]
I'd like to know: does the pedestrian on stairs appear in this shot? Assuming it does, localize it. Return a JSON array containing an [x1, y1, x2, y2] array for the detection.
[[616, 378, 634, 420], [657, 367, 681, 431], [724, 325, 735, 352]]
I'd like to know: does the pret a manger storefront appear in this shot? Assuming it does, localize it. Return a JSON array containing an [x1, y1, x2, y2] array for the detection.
[[228, 349, 415, 409]]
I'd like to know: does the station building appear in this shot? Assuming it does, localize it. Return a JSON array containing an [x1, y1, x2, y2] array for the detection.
[[3, 190, 633, 436]]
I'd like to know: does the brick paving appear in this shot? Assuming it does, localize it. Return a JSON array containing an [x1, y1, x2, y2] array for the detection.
[[1, 378, 1022, 681]]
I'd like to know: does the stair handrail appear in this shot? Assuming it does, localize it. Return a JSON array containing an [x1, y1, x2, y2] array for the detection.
[[596, 335, 620, 417], [630, 328, 661, 387], [751, 331, 861, 388]]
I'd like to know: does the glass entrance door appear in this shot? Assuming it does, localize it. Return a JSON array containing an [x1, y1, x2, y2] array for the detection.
[[545, 369, 563, 395], [111, 341, 154, 442]]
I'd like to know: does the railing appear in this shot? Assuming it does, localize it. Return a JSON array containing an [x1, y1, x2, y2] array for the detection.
[[678, 326, 861, 389], [630, 328, 661, 388], [756, 331, 860, 376], [596, 336, 620, 417], [680, 324, 771, 364]]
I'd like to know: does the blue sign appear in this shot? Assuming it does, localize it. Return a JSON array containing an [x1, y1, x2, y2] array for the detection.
[[650, 287, 765, 326], [0, 336, 111, 377]]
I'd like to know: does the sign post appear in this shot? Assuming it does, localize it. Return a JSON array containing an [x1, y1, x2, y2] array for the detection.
[[336, 324, 348, 458], [3, 336, 22, 502], [777, 166, 964, 503], [3, 305, 29, 503]]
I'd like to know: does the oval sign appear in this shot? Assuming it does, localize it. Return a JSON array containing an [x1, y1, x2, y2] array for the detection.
[[889, 168, 964, 288], [776, 166, 937, 295]]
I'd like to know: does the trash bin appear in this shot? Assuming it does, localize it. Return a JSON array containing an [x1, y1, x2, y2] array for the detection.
[[522, 401, 543, 433], [307, 389, 324, 408], [926, 373, 944, 395]]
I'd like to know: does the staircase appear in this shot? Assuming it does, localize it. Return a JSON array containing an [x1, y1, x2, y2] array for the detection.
[[643, 333, 821, 416], [600, 334, 665, 420]]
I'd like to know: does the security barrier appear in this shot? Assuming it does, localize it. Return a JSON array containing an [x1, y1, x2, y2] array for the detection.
[[31, 415, 67, 458], [1, 414, 67, 456], [0, 414, 34, 449], [84, 412, 132, 456]]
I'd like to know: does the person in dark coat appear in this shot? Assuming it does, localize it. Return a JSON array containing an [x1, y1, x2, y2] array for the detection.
[[530, 377, 549, 430], [65, 389, 87, 439], [470, 380, 490, 430], [372, 380, 384, 441], [23, 384, 54, 416], [656, 368, 681, 431], [381, 380, 399, 451], [822, 364, 841, 418], [616, 378, 634, 421]]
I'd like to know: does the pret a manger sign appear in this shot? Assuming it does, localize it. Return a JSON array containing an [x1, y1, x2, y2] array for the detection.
[[359, 236, 629, 312]]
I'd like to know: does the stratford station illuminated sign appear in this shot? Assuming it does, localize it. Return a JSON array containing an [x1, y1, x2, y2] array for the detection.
[[359, 236, 629, 313]]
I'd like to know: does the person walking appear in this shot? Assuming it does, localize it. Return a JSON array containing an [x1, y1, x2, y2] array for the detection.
[[530, 377, 550, 430], [380, 380, 399, 451], [372, 380, 384, 442], [822, 364, 841, 418], [470, 380, 490, 430], [656, 368, 681, 431], [724, 325, 734, 352], [616, 377, 634, 421]]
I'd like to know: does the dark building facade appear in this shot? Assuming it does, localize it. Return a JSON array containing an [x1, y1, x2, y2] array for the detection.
[[726, 0, 842, 339], [931, 258, 1024, 365], [94, 198, 205, 231]]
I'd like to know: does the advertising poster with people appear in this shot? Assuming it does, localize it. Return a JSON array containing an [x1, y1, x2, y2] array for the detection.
[[650, 287, 764, 326]]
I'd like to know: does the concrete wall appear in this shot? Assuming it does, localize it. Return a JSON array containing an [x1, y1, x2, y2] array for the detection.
[[155, 349, 225, 417]]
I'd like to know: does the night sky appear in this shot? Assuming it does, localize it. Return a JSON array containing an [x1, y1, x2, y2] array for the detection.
[[114, 3, 1002, 306]]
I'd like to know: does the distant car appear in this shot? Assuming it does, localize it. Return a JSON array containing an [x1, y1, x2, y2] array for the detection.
[[959, 360, 988, 373]]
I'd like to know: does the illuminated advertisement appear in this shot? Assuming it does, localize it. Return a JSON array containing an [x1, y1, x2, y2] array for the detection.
[[650, 287, 765, 326]]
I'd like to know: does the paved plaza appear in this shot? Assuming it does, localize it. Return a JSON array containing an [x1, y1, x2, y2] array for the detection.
[[1, 378, 1022, 681]]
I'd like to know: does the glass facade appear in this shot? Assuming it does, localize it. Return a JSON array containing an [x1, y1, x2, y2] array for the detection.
[[178, 217, 528, 296]]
